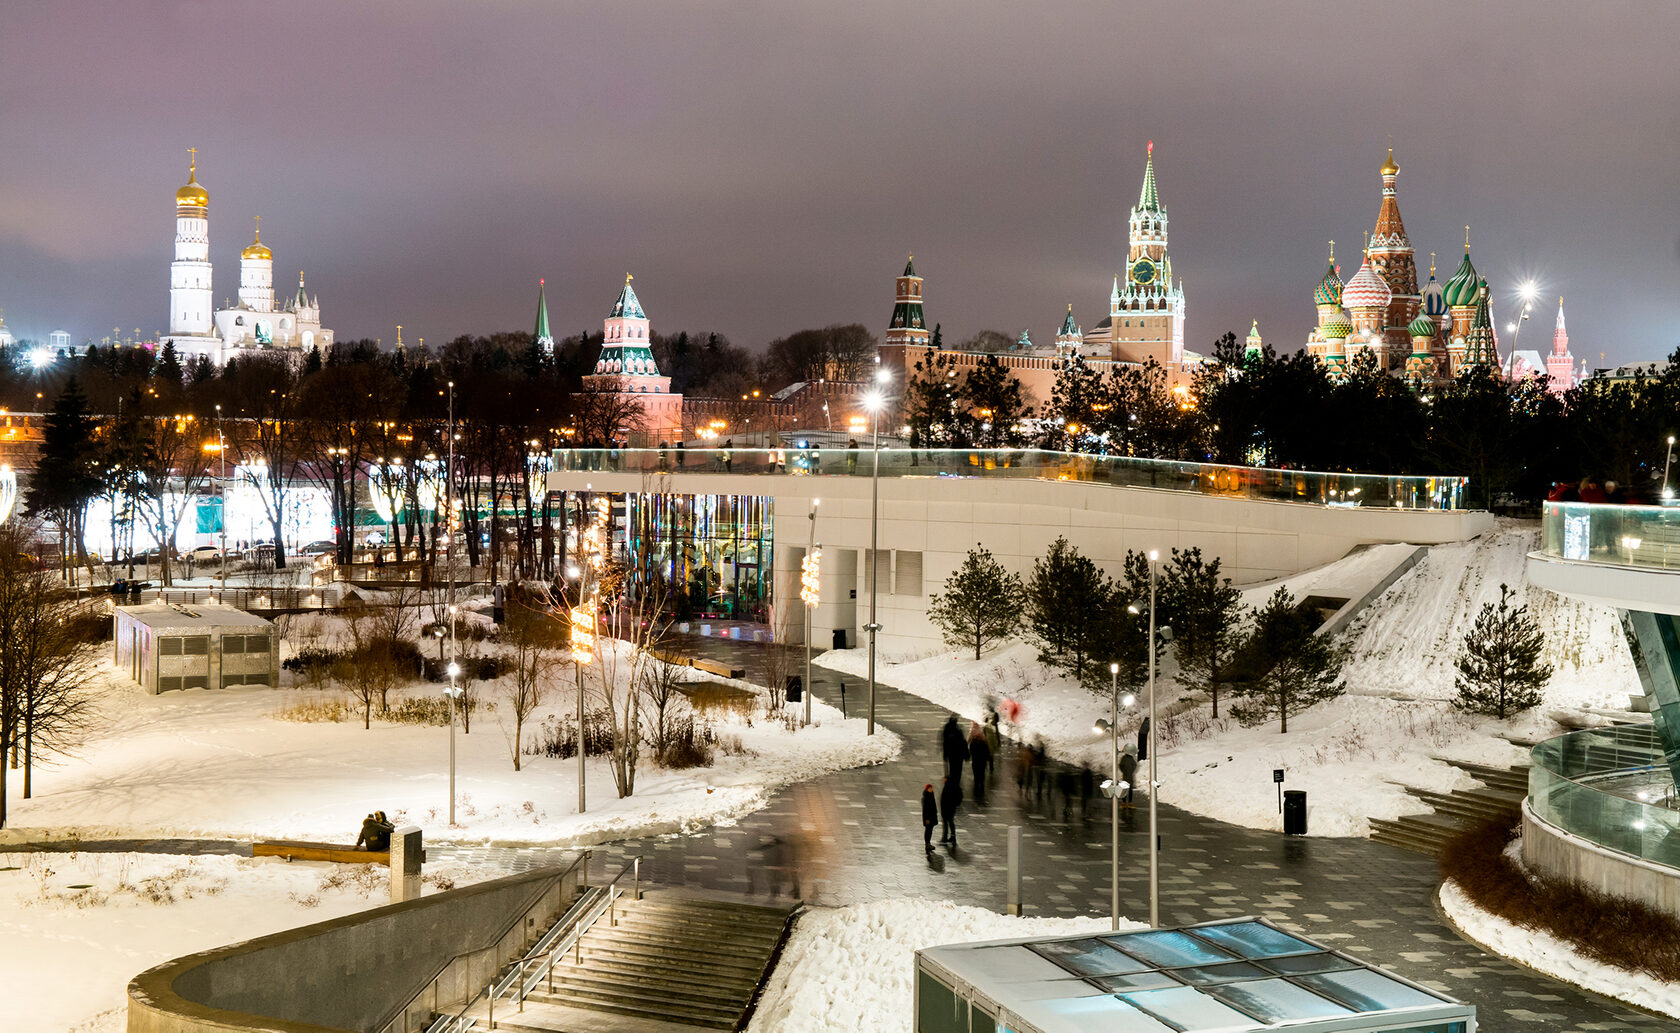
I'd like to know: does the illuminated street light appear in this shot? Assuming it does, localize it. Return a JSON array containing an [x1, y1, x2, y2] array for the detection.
[[864, 372, 890, 735]]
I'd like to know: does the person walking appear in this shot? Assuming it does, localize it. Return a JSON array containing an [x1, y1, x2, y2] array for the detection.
[[921, 783, 938, 855], [1119, 743, 1139, 808], [939, 774, 963, 847], [982, 711, 1002, 785], [1136, 716, 1150, 763], [968, 724, 992, 805], [941, 714, 969, 780]]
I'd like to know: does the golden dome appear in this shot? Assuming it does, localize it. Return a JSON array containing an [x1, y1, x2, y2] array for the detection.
[[1379, 147, 1399, 177], [176, 153, 208, 209], [241, 217, 270, 261]]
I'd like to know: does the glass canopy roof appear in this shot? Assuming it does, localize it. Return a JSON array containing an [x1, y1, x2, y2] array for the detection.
[[918, 917, 1472, 1033]]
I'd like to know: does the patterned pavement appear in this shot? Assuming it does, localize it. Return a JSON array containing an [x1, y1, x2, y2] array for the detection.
[[428, 637, 1669, 1033]]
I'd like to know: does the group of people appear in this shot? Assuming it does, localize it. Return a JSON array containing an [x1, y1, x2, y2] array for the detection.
[[1548, 475, 1654, 505], [922, 712, 1001, 853], [356, 811, 395, 851]]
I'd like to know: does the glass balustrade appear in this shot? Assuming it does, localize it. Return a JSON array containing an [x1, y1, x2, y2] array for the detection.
[[1529, 725, 1680, 870], [553, 447, 1468, 511], [1540, 501, 1680, 570]]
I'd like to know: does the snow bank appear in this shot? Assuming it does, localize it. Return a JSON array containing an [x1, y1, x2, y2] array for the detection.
[[3, 660, 899, 847], [748, 899, 1133, 1033], [820, 524, 1634, 838], [1439, 879, 1680, 1019], [0, 851, 507, 1033]]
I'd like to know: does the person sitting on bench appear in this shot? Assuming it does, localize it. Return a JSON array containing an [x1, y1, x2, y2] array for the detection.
[[356, 811, 394, 851]]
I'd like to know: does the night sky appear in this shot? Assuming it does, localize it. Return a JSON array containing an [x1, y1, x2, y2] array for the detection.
[[3, 2, 1678, 368]]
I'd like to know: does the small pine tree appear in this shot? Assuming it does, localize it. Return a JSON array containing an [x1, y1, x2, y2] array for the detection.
[[1453, 583, 1552, 719], [1231, 587, 1344, 732], [1161, 548, 1245, 718], [928, 545, 1026, 660], [1028, 537, 1107, 676]]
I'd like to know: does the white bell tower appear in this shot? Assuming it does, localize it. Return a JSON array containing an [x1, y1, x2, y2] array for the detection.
[[169, 149, 214, 336]]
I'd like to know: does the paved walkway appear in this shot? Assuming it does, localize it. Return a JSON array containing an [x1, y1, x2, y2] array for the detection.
[[431, 637, 1668, 1033]]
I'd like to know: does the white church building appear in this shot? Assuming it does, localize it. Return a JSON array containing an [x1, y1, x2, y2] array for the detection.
[[164, 151, 334, 364]]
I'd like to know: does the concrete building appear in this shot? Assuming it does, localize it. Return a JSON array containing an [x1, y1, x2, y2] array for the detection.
[[113, 601, 278, 694]]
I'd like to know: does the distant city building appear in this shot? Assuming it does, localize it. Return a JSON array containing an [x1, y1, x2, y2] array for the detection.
[[163, 152, 335, 364], [48, 330, 71, 353], [1546, 298, 1578, 394], [0, 309, 13, 349]]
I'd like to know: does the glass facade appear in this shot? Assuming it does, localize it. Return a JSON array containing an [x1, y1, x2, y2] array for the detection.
[[624, 492, 773, 622], [1530, 725, 1680, 869], [917, 918, 1473, 1033], [556, 447, 1467, 511]]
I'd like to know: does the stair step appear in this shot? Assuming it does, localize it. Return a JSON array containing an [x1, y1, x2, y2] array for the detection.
[[575, 939, 771, 975], [530, 986, 740, 1026], [555, 957, 762, 994], [609, 908, 788, 937], [545, 967, 753, 1006], [580, 926, 776, 960]]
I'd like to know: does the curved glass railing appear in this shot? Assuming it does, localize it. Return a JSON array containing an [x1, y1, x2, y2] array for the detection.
[[1540, 501, 1680, 569], [1529, 725, 1680, 870], [551, 448, 1469, 511]]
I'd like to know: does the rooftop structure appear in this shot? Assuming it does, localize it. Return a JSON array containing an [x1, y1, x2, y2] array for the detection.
[[916, 917, 1475, 1033]]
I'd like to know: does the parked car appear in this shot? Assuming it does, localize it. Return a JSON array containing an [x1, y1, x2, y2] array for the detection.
[[185, 545, 222, 563], [299, 540, 337, 556]]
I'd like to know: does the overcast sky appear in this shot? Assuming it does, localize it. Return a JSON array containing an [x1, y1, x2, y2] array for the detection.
[[2, 2, 1677, 367]]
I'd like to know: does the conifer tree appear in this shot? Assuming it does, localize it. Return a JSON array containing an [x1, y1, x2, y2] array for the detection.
[[1453, 583, 1552, 719], [24, 378, 101, 573], [1028, 536, 1107, 676], [1161, 548, 1245, 717], [1231, 587, 1343, 732], [928, 545, 1025, 660]]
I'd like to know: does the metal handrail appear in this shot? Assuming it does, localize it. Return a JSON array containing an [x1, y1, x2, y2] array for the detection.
[[428, 854, 641, 1033]]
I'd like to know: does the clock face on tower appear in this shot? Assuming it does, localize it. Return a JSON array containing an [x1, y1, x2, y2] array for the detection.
[[1131, 257, 1156, 285]]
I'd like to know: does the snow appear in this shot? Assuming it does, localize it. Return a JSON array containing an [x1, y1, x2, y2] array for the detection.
[[819, 524, 1635, 838], [1439, 878, 1680, 1020], [0, 850, 508, 1033], [747, 898, 1134, 1033], [3, 649, 899, 848]]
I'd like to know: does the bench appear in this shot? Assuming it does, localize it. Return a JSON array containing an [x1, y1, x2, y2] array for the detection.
[[252, 840, 425, 866], [690, 657, 745, 679]]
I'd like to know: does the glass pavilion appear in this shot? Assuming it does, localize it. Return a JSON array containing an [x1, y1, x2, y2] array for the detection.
[[915, 917, 1473, 1033]]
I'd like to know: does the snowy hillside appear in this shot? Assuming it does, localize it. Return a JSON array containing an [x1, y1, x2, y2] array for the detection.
[[820, 522, 1637, 837]]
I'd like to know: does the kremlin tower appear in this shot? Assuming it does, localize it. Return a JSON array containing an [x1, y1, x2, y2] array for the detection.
[[1546, 298, 1576, 394], [884, 256, 930, 350], [169, 150, 216, 344], [1087, 142, 1187, 365], [583, 275, 682, 443], [1055, 304, 1082, 359], [534, 279, 555, 356]]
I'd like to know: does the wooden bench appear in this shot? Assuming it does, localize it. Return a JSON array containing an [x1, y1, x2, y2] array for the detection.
[[690, 657, 745, 679], [252, 840, 425, 866]]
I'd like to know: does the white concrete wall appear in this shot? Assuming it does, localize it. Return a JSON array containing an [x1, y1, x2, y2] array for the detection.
[[551, 468, 1493, 654], [1523, 799, 1680, 919]]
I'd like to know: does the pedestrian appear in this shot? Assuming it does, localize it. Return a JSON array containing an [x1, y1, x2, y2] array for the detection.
[[941, 715, 969, 780], [846, 438, 859, 474], [1120, 743, 1138, 807], [1136, 717, 1150, 763], [1078, 764, 1095, 820], [939, 774, 962, 847], [724, 438, 734, 472], [1015, 739, 1033, 796], [1032, 738, 1050, 803], [969, 725, 992, 804], [839, 681, 847, 718], [1056, 764, 1077, 821], [676, 440, 686, 468], [921, 783, 938, 854], [983, 711, 1002, 775]]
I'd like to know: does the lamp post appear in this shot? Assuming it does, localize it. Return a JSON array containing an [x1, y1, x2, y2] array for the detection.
[[864, 369, 890, 736], [1146, 549, 1160, 928], [216, 404, 227, 599], [1507, 281, 1538, 358], [1108, 662, 1120, 928], [801, 498, 820, 727], [445, 381, 458, 825], [1664, 435, 1675, 501]]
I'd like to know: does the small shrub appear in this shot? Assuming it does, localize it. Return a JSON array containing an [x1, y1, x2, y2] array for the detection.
[[524, 711, 615, 759], [274, 698, 352, 723], [284, 647, 345, 689], [420, 655, 504, 683], [660, 715, 715, 768], [382, 695, 482, 727], [1441, 818, 1680, 980]]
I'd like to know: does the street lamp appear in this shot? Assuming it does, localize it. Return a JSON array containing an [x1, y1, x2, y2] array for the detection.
[[1126, 551, 1165, 928], [801, 498, 821, 727], [863, 370, 890, 736], [445, 382, 458, 825], [1508, 281, 1538, 356], [1664, 435, 1676, 501]]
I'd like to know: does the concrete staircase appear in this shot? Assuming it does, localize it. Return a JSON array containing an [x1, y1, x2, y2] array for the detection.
[[1368, 758, 1528, 858], [510, 892, 796, 1032]]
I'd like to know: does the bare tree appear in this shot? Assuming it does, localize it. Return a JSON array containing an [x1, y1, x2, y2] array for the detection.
[[336, 604, 387, 730], [0, 523, 103, 827], [367, 586, 422, 712], [640, 646, 686, 762], [501, 600, 559, 770], [130, 413, 215, 586]]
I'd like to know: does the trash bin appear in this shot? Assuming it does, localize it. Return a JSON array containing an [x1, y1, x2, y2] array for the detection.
[[1283, 790, 1307, 835], [785, 675, 803, 703], [832, 629, 848, 650]]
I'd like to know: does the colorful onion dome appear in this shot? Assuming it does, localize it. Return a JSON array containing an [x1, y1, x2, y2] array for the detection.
[[1341, 255, 1393, 310], [1407, 313, 1436, 338], [1313, 260, 1343, 307], [1442, 248, 1480, 307], [241, 223, 271, 261], [1320, 309, 1354, 339], [1420, 272, 1447, 319], [176, 163, 208, 209], [1380, 147, 1400, 177]]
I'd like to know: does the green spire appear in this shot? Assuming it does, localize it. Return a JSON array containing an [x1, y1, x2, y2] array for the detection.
[[1464, 280, 1498, 366], [902, 253, 917, 277], [533, 278, 554, 351], [1137, 140, 1161, 211]]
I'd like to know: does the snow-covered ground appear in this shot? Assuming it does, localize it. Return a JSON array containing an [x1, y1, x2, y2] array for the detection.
[[819, 524, 1634, 837], [748, 898, 1133, 1033], [3, 645, 898, 847], [1439, 879, 1680, 1020], [0, 850, 508, 1033]]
